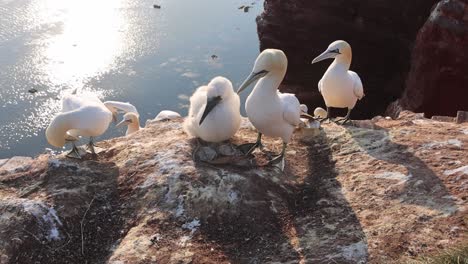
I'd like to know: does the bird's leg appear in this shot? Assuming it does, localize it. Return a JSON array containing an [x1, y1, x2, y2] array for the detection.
[[65, 141, 82, 159], [268, 142, 287, 171], [319, 107, 331, 123], [86, 137, 97, 156], [335, 108, 352, 125], [238, 133, 263, 155]]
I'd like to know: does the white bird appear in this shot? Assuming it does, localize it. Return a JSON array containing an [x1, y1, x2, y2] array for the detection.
[[300, 104, 308, 115], [103, 101, 139, 119], [311, 40, 364, 124], [116, 112, 141, 135], [46, 93, 113, 159], [313, 107, 328, 119], [103, 101, 141, 136], [154, 110, 181, 121], [237, 49, 301, 169], [184, 76, 241, 143]]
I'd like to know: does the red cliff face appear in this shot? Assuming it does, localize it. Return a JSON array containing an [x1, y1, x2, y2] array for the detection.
[[387, 0, 468, 118], [257, 0, 438, 118]]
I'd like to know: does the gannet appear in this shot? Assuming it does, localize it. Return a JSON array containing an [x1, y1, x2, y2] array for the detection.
[[300, 104, 308, 115], [237, 49, 301, 169], [154, 110, 181, 121], [313, 107, 328, 119], [103, 101, 139, 120], [311, 40, 364, 124], [46, 93, 113, 158], [116, 112, 141, 135], [183, 76, 241, 142]]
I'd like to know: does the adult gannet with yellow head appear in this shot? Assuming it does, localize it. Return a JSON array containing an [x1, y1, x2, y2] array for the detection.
[[311, 40, 364, 124], [116, 112, 141, 136], [46, 93, 114, 159], [237, 49, 301, 169], [104, 101, 141, 136], [184, 76, 241, 142]]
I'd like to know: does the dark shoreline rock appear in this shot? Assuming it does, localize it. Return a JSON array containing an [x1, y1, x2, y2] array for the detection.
[[387, 0, 468, 118], [257, 0, 438, 119]]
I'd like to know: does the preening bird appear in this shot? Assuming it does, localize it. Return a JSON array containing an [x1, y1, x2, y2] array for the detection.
[[103, 101, 140, 135], [116, 112, 141, 135], [183, 76, 241, 142], [46, 93, 113, 158], [311, 40, 364, 124], [103, 101, 139, 120], [237, 49, 301, 170]]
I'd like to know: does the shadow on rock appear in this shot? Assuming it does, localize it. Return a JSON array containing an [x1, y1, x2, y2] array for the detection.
[[1, 157, 124, 264], [344, 123, 458, 215], [191, 132, 368, 263]]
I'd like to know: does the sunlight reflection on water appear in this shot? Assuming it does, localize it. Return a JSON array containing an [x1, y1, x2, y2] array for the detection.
[[0, 0, 263, 157]]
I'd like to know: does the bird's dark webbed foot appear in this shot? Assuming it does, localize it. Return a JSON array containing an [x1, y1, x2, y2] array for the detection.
[[267, 142, 287, 171], [66, 143, 82, 159], [334, 108, 352, 125], [85, 137, 98, 158], [238, 133, 263, 155], [337, 117, 351, 125]]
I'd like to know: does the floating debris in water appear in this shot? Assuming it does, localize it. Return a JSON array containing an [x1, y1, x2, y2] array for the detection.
[[153, 4, 161, 9], [211, 54, 218, 60], [28, 88, 38, 94]]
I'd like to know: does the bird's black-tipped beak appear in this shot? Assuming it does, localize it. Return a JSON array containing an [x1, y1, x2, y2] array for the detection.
[[311, 49, 340, 64], [199, 96, 222, 125], [237, 70, 269, 94]]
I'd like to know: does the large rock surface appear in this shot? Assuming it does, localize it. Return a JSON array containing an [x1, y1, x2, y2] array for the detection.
[[387, 0, 468, 118], [257, 0, 438, 118], [0, 114, 467, 263]]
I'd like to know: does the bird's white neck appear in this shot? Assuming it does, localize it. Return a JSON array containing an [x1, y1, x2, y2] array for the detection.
[[126, 120, 140, 135], [332, 53, 352, 70], [252, 70, 286, 97], [46, 112, 79, 147]]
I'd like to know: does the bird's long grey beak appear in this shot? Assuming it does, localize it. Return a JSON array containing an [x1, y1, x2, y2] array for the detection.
[[311, 50, 337, 64], [116, 119, 132, 128], [237, 70, 269, 94], [199, 96, 222, 125]]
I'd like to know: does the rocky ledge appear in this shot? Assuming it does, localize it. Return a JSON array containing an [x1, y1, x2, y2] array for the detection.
[[0, 112, 467, 263]]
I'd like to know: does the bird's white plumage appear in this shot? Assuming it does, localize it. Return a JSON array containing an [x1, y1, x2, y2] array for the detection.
[[313, 107, 328, 118], [46, 94, 113, 148], [103, 101, 139, 117], [314, 40, 364, 110], [154, 110, 181, 121], [117, 112, 141, 136], [244, 49, 301, 143], [184, 76, 241, 142], [103, 101, 140, 135], [349, 71, 364, 99]]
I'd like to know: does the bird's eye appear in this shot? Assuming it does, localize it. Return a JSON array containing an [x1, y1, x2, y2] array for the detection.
[[330, 49, 340, 54]]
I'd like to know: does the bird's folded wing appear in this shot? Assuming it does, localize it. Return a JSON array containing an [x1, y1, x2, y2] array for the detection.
[[349, 71, 364, 99], [280, 93, 301, 126], [188, 86, 208, 118], [318, 79, 323, 94]]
